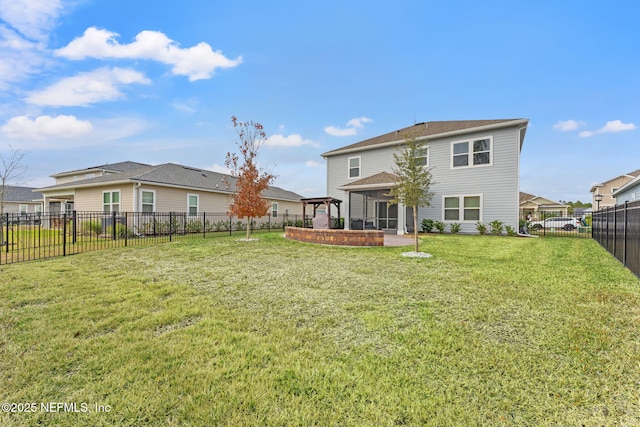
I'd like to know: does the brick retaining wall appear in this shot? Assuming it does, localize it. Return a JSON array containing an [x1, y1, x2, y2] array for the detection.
[[285, 226, 384, 246]]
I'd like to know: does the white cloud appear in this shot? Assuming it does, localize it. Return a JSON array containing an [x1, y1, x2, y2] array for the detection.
[[265, 134, 316, 147], [26, 67, 151, 106], [55, 27, 242, 81], [0, 0, 62, 42], [579, 120, 636, 138], [553, 120, 585, 131], [305, 160, 322, 167], [207, 163, 232, 175], [324, 116, 373, 136], [1, 114, 93, 140]]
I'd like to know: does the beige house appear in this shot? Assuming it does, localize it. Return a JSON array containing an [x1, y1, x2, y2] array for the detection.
[[590, 169, 640, 209], [519, 192, 569, 219], [35, 161, 304, 218], [1, 186, 43, 215]]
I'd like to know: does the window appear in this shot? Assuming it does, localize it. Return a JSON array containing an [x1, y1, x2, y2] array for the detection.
[[348, 156, 361, 178], [443, 195, 482, 222], [19, 204, 28, 215], [271, 202, 278, 218], [451, 137, 492, 168], [35, 205, 42, 216], [85, 173, 96, 179], [103, 190, 120, 212], [416, 147, 429, 166], [188, 194, 199, 216], [141, 190, 155, 213]]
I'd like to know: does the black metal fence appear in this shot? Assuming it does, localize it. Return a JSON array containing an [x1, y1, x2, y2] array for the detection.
[[519, 212, 593, 238], [1, 211, 305, 265], [592, 200, 640, 278]]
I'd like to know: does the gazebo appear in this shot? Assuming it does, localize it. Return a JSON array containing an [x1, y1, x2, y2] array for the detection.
[[300, 197, 342, 229]]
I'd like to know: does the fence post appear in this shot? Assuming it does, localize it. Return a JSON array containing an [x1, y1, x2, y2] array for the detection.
[[169, 212, 173, 242], [203, 212, 207, 238], [623, 201, 628, 267], [229, 216, 232, 236], [4, 213, 8, 254], [62, 213, 67, 257], [72, 210, 77, 244], [125, 212, 128, 247]]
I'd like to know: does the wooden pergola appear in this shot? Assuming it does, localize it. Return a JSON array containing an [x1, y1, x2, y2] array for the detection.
[[300, 197, 342, 228]]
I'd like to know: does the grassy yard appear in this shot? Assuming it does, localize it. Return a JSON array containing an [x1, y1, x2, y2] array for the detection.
[[0, 233, 638, 426]]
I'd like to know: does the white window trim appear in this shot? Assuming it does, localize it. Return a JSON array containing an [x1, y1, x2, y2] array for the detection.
[[19, 204, 28, 214], [102, 189, 121, 212], [141, 189, 156, 213], [450, 136, 493, 169], [417, 146, 429, 167], [347, 156, 361, 179], [271, 202, 278, 218], [442, 194, 483, 223], [187, 193, 199, 215]]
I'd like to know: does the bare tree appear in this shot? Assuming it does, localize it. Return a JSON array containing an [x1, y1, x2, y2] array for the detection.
[[0, 146, 27, 246], [0, 146, 28, 215]]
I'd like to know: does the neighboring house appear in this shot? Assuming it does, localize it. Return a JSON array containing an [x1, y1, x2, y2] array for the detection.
[[1, 186, 43, 215], [590, 170, 640, 209], [612, 174, 640, 204], [322, 119, 528, 234], [35, 161, 304, 218], [519, 192, 569, 219]]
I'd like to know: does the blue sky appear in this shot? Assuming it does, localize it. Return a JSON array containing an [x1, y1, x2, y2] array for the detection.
[[1, 0, 639, 203]]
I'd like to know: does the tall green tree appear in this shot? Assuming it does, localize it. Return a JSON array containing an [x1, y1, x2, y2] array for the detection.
[[225, 116, 275, 239], [388, 133, 434, 252]]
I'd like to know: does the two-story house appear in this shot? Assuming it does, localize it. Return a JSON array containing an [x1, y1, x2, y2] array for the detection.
[[322, 119, 528, 234], [590, 170, 640, 210]]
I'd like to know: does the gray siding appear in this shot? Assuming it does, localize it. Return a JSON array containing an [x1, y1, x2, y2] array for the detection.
[[615, 184, 640, 204], [325, 125, 522, 233]]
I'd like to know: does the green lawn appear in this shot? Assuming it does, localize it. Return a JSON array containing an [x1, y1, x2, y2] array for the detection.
[[1, 233, 638, 426]]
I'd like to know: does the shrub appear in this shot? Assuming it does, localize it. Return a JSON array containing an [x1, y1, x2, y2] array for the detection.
[[490, 220, 504, 236], [214, 220, 229, 232], [476, 222, 487, 235], [83, 220, 102, 237], [505, 225, 517, 236], [106, 223, 131, 239], [421, 219, 435, 233], [450, 222, 461, 234], [185, 220, 203, 233], [434, 220, 446, 233]]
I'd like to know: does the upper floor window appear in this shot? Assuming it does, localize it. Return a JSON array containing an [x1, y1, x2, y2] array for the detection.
[[103, 190, 120, 213], [348, 156, 361, 179], [452, 137, 492, 168], [416, 147, 429, 166], [188, 194, 199, 216]]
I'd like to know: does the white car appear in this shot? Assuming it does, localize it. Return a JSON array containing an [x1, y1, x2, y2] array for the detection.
[[529, 217, 582, 231]]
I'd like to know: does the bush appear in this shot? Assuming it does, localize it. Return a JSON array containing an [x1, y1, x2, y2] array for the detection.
[[490, 220, 504, 236], [450, 222, 461, 234], [421, 219, 435, 233], [83, 220, 102, 237], [476, 222, 487, 235], [434, 220, 446, 233], [505, 225, 517, 236]]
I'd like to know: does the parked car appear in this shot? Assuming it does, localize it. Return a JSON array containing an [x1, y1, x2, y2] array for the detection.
[[529, 217, 582, 231]]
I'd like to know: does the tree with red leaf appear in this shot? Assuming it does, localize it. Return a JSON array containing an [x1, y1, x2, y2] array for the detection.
[[225, 116, 275, 239]]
